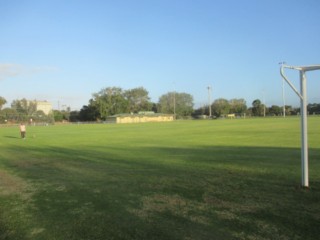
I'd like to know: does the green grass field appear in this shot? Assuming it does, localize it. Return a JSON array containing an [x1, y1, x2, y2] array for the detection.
[[0, 117, 320, 240]]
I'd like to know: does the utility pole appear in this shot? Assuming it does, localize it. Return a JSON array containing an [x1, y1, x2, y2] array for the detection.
[[207, 86, 212, 118], [262, 90, 266, 117], [282, 79, 286, 117], [173, 90, 176, 120], [279, 62, 286, 117]]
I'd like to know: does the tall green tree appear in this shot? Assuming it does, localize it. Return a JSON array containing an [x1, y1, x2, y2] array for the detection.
[[53, 110, 64, 122], [124, 87, 151, 113], [158, 92, 174, 114], [79, 104, 99, 121], [91, 87, 128, 120], [176, 92, 194, 116], [251, 99, 265, 116], [69, 111, 80, 122], [11, 98, 37, 120], [268, 105, 281, 116], [212, 98, 230, 117], [308, 103, 320, 114], [0, 108, 17, 122], [229, 98, 247, 114], [158, 92, 193, 118]]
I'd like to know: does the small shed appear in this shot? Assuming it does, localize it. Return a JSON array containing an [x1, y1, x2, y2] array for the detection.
[[106, 112, 174, 124]]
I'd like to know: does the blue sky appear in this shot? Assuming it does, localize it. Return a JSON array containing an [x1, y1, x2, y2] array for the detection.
[[1, 0, 320, 110]]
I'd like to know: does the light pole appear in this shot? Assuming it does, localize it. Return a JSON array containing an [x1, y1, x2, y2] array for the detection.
[[207, 86, 212, 118], [282, 78, 286, 117], [280, 64, 320, 188], [262, 90, 266, 117], [173, 90, 176, 120], [279, 62, 286, 117], [172, 82, 176, 120]]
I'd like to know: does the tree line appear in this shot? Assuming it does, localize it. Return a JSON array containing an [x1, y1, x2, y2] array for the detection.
[[1, 87, 320, 123], [0, 97, 54, 123], [73, 87, 194, 121]]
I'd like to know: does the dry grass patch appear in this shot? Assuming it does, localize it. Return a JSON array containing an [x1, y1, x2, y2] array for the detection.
[[0, 169, 32, 199], [129, 194, 210, 225]]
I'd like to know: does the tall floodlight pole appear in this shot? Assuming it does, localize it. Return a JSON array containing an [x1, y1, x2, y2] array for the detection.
[[172, 82, 176, 120], [282, 78, 286, 117], [280, 64, 320, 188], [173, 90, 176, 120], [262, 90, 266, 117], [279, 62, 287, 117], [207, 86, 212, 117]]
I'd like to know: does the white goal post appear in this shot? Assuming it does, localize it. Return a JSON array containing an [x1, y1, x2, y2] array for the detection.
[[280, 64, 320, 188]]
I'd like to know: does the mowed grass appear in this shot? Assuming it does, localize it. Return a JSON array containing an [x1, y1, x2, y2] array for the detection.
[[0, 117, 320, 240]]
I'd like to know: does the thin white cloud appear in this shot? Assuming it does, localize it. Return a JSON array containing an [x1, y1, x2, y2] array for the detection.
[[0, 63, 24, 80], [0, 63, 59, 80]]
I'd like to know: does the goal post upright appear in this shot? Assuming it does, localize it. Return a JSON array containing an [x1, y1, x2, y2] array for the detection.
[[280, 64, 320, 188], [300, 70, 308, 187]]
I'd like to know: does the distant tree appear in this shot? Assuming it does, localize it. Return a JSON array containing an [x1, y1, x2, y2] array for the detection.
[[124, 87, 151, 113], [229, 98, 247, 114], [11, 98, 37, 116], [84, 86, 161, 121], [246, 107, 253, 116], [69, 111, 80, 122], [0, 96, 7, 110], [176, 92, 194, 117], [251, 99, 265, 116], [90, 87, 128, 120], [283, 105, 291, 116], [35, 110, 47, 121], [308, 103, 320, 114], [10, 99, 38, 121], [252, 99, 261, 108], [290, 106, 299, 115], [158, 92, 193, 118], [79, 104, 99, 121], [0, 108, 17, 122], [193, 105, 207, 116], [275, 105, 295, 116], [212, 98, 230, 117], [158, 92, 174, 114], [150, 102, 158, 113], [268, 105, 281, 116], [53, 110, 64, 122], [60, 108, 70, 121]]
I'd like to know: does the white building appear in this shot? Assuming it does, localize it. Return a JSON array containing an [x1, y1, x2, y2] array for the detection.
[[30, 100, 53, 115]]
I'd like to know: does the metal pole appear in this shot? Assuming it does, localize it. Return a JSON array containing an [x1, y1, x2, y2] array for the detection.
[[282, 79, 286, 117], [300, 71, 309, 187], [262, 90, 266, 117], [207, 86, 212, 117], [173, 91, 176, 120]]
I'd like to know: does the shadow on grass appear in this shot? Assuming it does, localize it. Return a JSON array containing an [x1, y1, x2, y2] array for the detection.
[[3, 135, 20, 139], [1, 144, 320, 240]]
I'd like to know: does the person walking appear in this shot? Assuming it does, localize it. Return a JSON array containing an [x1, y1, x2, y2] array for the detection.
[[19, 123, 26, 139]]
